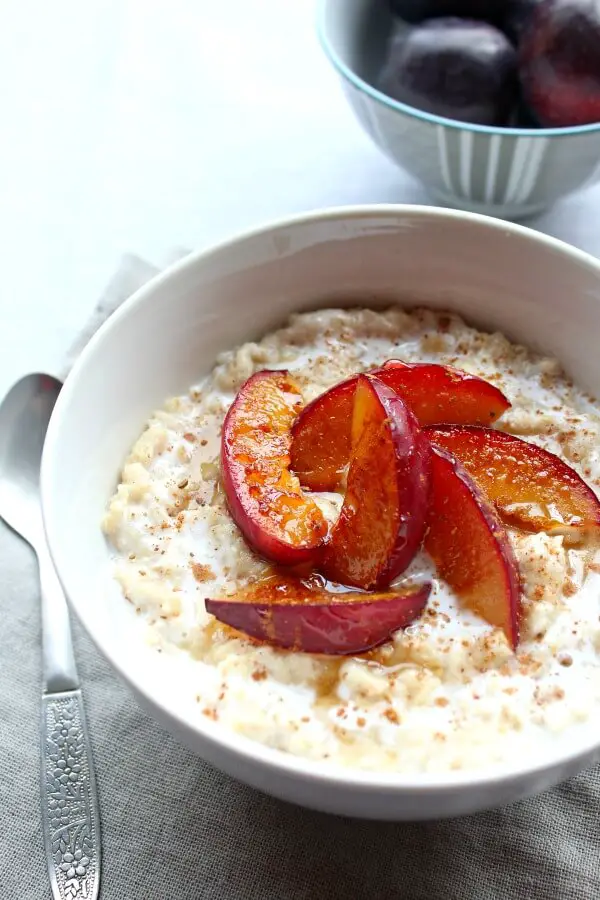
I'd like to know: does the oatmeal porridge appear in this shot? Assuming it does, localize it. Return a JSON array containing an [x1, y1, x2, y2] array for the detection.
[[102, 308, 600, 774]]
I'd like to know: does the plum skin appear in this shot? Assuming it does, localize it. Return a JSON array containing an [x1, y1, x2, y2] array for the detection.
[[379, 18, 519, 126], [388, 0, 542, 45], [221, 370, 327, 567], [205, 582, 432, 655], [520, 0, 600, 126], [389, 0, 506, 26], [320, 376, 432, 591]]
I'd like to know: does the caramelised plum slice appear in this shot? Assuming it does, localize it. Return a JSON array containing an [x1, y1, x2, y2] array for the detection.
[[290, 362, 509, 491], [425, 447, 521, 648], [321, 375, 431, 590], [221, 370, 327, 566], [379, 361, 510, 426], [206, 575, 431, 655], [290, 376, 357, 493], [427, 425, 600, 540]]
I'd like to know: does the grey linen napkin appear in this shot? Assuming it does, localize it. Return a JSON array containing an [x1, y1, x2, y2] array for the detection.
[[2, 255, 600, 900]]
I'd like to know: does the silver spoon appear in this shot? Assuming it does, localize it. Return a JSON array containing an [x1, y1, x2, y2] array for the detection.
[[0, 374, 100, 900]]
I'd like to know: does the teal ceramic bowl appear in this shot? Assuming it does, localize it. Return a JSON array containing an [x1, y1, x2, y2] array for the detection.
[[317, 0, 600, 219]]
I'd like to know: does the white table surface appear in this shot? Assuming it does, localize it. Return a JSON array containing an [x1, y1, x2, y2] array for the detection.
[[1, 0, 600, 397]]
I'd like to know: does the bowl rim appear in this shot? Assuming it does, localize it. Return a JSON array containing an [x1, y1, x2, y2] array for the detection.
[[42, 203, 600, 796], [315, 0, 600, 139]]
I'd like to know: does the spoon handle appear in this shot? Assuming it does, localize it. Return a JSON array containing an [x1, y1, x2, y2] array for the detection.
[[41, 690, 101, 900], [38, 542, 79, 694]]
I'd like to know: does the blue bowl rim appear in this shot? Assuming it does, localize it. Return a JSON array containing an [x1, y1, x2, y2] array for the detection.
[[316, 0, 600, 139]]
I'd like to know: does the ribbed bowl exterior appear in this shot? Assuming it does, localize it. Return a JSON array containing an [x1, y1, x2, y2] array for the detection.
[[345, 82, 600, 219]]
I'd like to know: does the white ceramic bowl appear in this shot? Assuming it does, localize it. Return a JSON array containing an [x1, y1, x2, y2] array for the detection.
[[317, 0, 600, 220], [42, 206, 600, 821]]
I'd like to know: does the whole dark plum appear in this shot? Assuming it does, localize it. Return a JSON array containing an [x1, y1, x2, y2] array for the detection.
[[520, 0, 600, 126], [389, 0, 506, 26], [379, 19, 519, 125]]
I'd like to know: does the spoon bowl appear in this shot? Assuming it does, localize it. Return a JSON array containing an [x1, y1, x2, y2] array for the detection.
[[0, 373, 62, 547]]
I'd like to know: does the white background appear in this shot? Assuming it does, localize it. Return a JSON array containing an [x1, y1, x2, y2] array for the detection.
[[1, 0, 600, 396]]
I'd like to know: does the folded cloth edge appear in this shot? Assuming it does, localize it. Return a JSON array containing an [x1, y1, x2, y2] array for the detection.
[[61, 249, 190, 378]]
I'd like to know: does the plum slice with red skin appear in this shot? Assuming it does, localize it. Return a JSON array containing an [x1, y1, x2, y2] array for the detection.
[[427, 425, 600, 541], [221, 370, 327, 566], [206, 576, 431, 655], [320, 375, 432, 590], [424, 447, 521, 649], [290, 361, 509, 492]]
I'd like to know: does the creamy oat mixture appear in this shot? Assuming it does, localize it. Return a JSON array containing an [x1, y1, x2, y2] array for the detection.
[[103, 308, 600, 773]]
